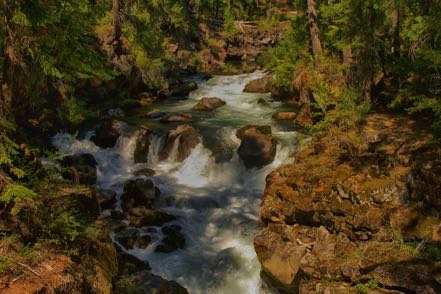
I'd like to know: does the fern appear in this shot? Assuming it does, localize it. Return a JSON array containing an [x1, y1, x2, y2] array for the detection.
[[0, 184, 37, 215]]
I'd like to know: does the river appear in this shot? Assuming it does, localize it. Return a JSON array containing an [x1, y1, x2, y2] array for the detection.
[[53, 72, 304, 294]]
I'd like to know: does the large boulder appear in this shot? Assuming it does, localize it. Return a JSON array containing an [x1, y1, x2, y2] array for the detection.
[[60, 153, 97, 185], [243, 76, 274, 93], [134, 128, 151, 163], [236, 125, 277, 169], [121, 179, 159, 211], [159, 124, 201, 162], [192, 97, 226, 111], [91, 119, 121, 148]]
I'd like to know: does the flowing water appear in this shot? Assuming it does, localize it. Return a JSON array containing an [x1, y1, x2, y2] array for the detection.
[[53, 72, 306, 294]]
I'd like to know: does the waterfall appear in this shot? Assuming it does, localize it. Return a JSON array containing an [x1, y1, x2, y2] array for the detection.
[[53, 71, 302, 294]]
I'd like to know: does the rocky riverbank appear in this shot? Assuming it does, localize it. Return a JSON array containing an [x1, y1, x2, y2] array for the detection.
[[254, 113, 441, 293]]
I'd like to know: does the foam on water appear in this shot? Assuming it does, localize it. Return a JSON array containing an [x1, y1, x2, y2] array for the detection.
[[53, 72, 302, 294]]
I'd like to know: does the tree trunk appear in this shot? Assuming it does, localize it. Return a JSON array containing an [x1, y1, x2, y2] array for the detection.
[[112, 0, 122, 52], [307, 0, 322, 57], [391, 6, 401, 59]]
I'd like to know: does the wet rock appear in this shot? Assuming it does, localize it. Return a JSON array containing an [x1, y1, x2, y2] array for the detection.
[[115, 228, 139, 250], [113, 271, 188, 294], [160, 113, 193, 123], [257, 98, 269, 106], [192, 97, 226, 111], [137, 235, 152, 249], [94, 187, 116, 211], [60, 153, 97, 185], [121, 179, 159, 210], [138, 92, 157, 106], [170, 81, 198, 97], [146, 110, 168, 120], [243, 76, 273, 93], [91, 119, 121, 148], [134, 128, 151, 163], [236, 125, 277, 169], [129, 207, 176, 227], [134, 168, 155, 177], [272, 112, 297, 121], [105, 108, 125, 119], [159, 124, 202, 162], [155, 225, 186, 253]]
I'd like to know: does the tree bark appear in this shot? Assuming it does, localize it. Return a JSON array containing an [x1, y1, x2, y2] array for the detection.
[[307, 0, 322, 57], [112, 0, 122, 51], [391, 6, 401, 59]]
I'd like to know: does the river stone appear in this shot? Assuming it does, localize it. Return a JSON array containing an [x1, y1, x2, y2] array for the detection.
[[91, 119, 121, 148], [60, 153, 97, 185], [93, 187, 116, 211], [160, 113, 193, 123], [159, 124, 202, 162], [129, 207, 176, 227], [170, 81, 198, 97], [272, 112, 297, 121], [236, 125, 277, 169], [137, 235, 152, 249], [133, 168, 155, 177], [121, 179, 159, 210], [243, 76, 273, 93], [115, 228, 139, 250], [134, 128, 151, 163], [155, 225, 186, 253], [192, 97, 226, 111], [113, 271, 188, 294]]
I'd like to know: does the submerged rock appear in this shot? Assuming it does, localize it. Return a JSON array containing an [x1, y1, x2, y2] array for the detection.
[[60, 153, 97, 185], [160, 113, 193, 123], [155, 225, 186, 253], [236, 125, 277, 169], [91, 119, 121, 148], [134, 128, 151, 163], [192, 97, 226, 111], [159, 124, 202, 162]]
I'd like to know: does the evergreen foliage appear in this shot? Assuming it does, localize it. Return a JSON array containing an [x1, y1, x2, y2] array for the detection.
[[266, 0, 441, 135]]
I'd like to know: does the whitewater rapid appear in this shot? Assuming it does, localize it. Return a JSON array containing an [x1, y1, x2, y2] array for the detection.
[[53, 72, 305, 294]]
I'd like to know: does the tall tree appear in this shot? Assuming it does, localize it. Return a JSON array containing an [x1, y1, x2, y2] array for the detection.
[[307, 0, 322, 57], [112, 0, 122, 52]]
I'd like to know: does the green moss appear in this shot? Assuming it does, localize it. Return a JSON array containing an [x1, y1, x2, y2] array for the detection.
[[356, 280, 379, 293], [422, 245, 441, 261]]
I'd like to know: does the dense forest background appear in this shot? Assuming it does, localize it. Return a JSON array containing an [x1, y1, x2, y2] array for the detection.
[[0, 0, 440, 287]]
